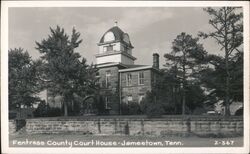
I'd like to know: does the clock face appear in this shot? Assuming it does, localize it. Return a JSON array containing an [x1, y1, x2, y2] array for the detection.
[[104, 32, 115, 42], [123, 34, 130, 44]]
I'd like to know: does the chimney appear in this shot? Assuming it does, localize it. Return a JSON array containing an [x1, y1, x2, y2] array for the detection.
[[153, 53, 159, 69]]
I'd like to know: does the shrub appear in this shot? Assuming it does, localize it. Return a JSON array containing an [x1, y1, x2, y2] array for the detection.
[[33, 101, 61, 117], [128, 102, 141, 115], [140, 91, 164, 117], [121, 103, 129, 115], [121, 102, 141, 115], [235, 107, 243, 116], [145, 103, 164, 118], [192, 107, 207, 115], [47, 107, 62, 117], [96, 96, 106, 115], [33, 100, 49, 117]]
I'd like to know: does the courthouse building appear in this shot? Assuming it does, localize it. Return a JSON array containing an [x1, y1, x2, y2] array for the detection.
[[96, 24, 161, 114], [45, 23, 162, 115]]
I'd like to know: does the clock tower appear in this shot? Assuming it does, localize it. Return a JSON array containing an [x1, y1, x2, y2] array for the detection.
[[96, 23, 136, 65]]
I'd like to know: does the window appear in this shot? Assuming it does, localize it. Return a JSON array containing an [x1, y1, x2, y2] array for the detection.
[[123, 34, 130, 44], [123, 45, 129, 53], [126, 73, 132, 86], [105, 70, 111, 88], [104, 45, 113, 52], [105, 96, 111, 109], [106, 45, 113, 51], [104, 32, 115, 42], [138, 72, 144, 85], [95, 72, 100, 86]]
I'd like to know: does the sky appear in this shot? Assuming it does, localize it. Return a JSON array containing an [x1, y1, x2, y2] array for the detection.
[[9, 7, 222, 67]]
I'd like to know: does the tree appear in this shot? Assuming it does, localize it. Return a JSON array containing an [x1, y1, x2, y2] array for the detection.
[[140, 91, 164, 117], [9, 48, 41, 111], [157, 67, 207, 115], [155, 68, 182, 114], [199, 51, 243, 111], [199, 7, 243, 116], [35, 26, 98, 116], [164, 32, 207, 115]]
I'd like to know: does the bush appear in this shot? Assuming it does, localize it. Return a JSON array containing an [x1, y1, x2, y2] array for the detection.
[[47, 107, 62, 117], [235, 107, 243, 116], [96, 96, 106, 115], [128, 102, 141, 115], [33, 101, 49, 117], [140, 91, 164, 117], [192, 107, 207, 115], [121, 103, 129, 115], [162, 103, 176, 115], [33, 101, 61, 117], [121, 102, 141, 115], [145, 103, 164, 118]]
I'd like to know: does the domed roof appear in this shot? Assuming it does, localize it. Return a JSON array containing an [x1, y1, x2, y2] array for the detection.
[[99, 26, 133, 48]]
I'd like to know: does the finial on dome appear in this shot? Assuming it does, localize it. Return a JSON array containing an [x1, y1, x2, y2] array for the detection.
[[114, 21, 118, 27]]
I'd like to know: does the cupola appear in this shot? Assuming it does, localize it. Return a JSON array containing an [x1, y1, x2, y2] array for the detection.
[[96, 22, 136, 65]]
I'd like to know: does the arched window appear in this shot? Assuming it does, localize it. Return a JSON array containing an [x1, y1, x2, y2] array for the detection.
[[104, 32, 115, 42], [123, 34, 130, 44]]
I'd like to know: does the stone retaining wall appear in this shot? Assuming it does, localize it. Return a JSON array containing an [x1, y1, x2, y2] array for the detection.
[[9, 120, 16, 134], [9, 119, 26, 134], [22, 116, 243, 137]]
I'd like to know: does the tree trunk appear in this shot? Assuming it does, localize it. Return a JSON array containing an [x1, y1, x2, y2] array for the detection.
[[173, 86, 177, 114], [63, 97, 68, 116], [182, 85, 186, 115], [224, 8, 231, 116], [225, 52, 231, 116], [182, 53, 186, 115]]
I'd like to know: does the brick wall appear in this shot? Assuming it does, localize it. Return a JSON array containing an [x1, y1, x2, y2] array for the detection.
[[121, 70, 151, 87], [121, 69, 152, 103], [24, 116, 243, 137], [98, 66, 120, 114]]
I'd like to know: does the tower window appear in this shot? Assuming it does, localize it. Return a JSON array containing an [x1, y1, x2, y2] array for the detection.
[[105, 70, 111, 88], [124, 45, 129, 52], [107, 45, 113, 51], [138, 72, 144, 85], [104, 45, 113, 52], [126, 73, 132, 86], [104, 32, 115, 42]]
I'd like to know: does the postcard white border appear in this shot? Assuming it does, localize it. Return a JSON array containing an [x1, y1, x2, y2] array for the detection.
[[1, 1, 249, 154]]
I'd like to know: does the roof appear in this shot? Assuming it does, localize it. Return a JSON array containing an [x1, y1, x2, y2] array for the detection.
[[96, 62, 161, 73], [96, 62, 127, 69], [123, 64, 148, 68], [95, 50, 136, 60], [99, 26, 133, 48], [118, 65, 158, 73]]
